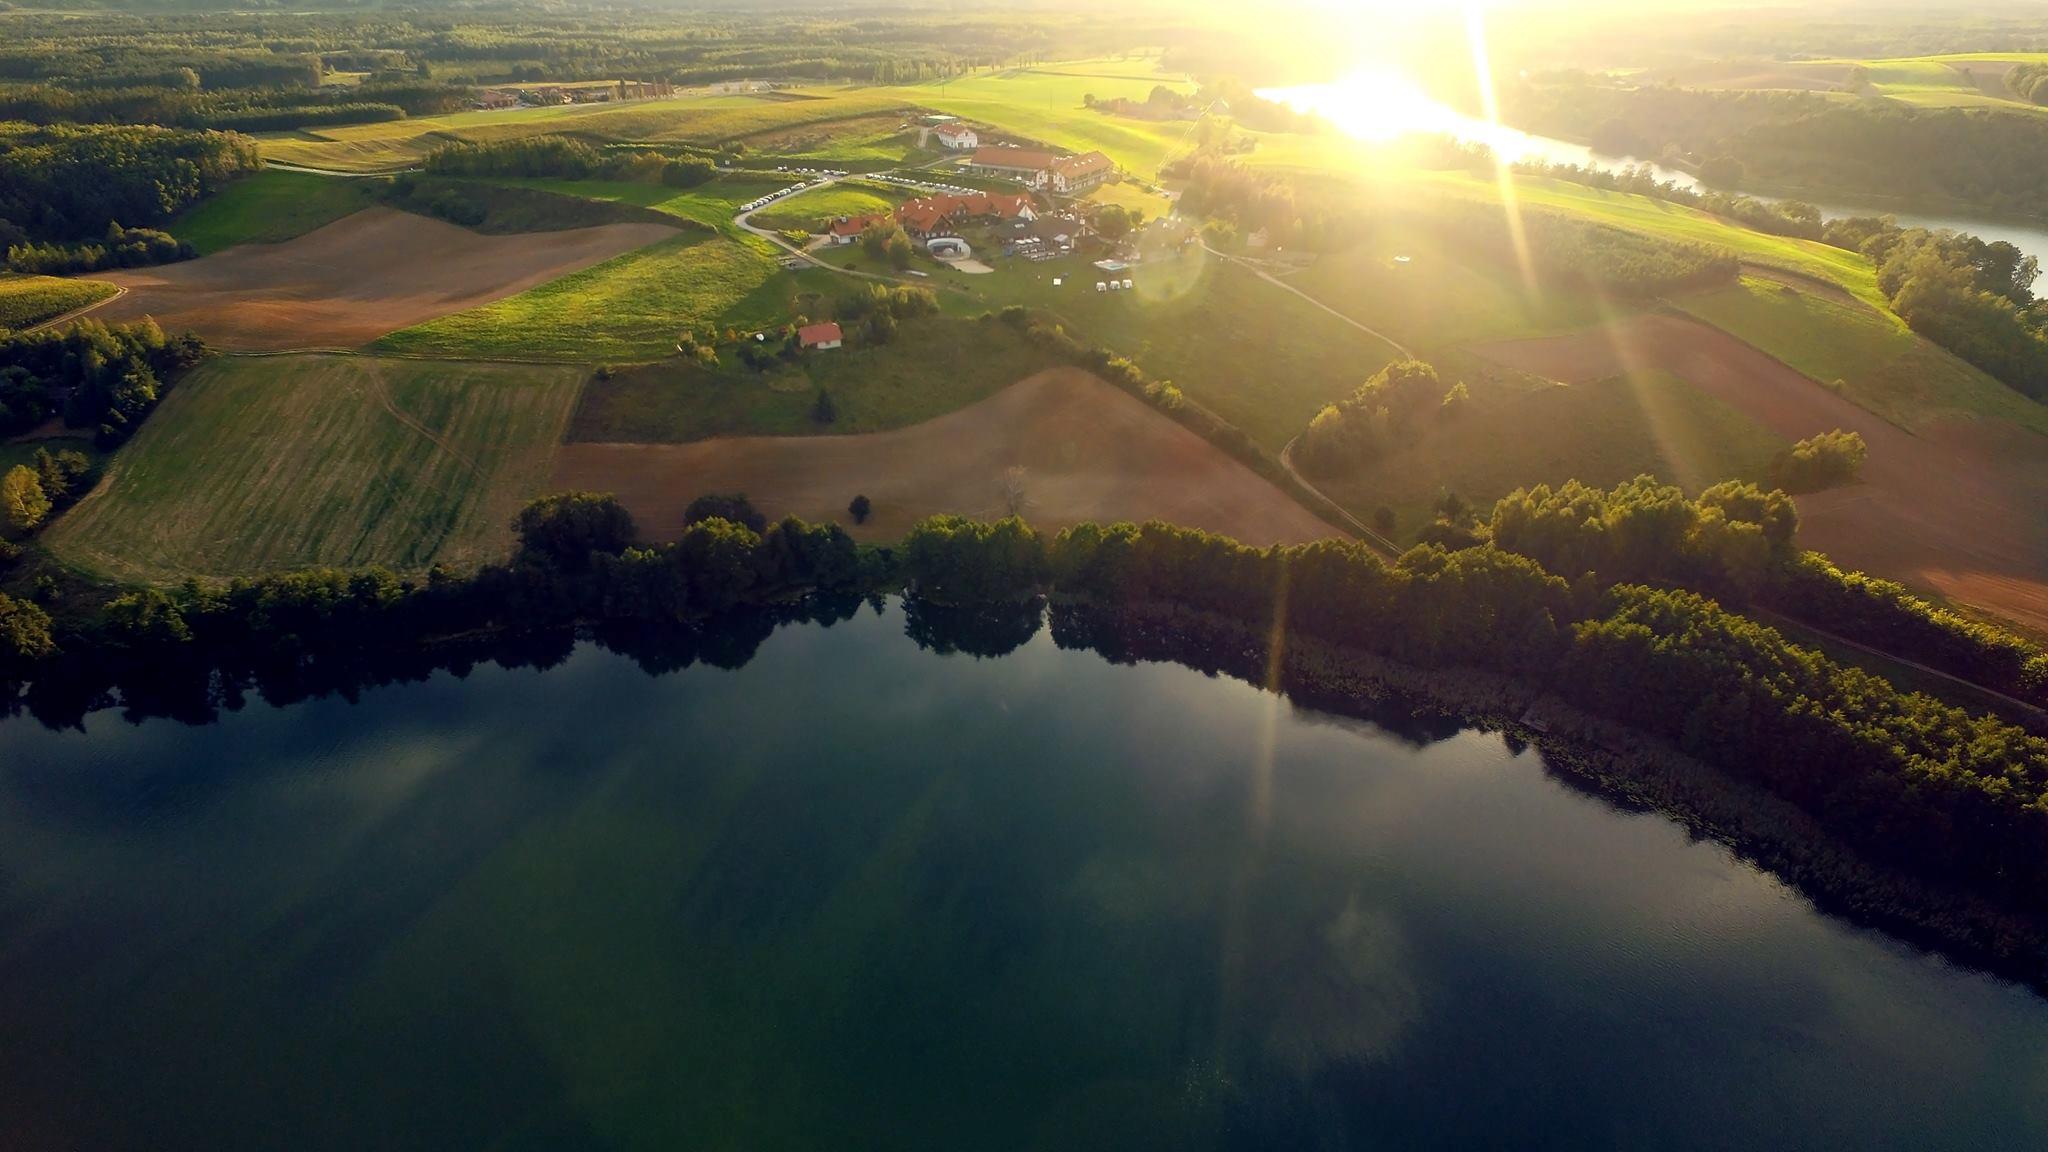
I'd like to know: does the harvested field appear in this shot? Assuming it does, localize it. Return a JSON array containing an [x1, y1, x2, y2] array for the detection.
[[554, 368, 1337, 547], [89, 207, 676, 351], [43, 354, 584, 582], [1476, 314, 2048, 634]]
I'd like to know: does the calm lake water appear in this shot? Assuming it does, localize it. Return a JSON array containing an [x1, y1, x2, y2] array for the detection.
[[1259, 79, 2048, 265], [4, 600, 2047, 1150]]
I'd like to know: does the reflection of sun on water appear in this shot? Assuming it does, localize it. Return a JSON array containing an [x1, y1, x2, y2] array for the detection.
[[1257, 70, 1456, 144]]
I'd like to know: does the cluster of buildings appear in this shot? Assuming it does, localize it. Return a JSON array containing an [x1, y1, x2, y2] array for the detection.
[[828, 189, 1036, 244], [965, 146, 1115, 194]]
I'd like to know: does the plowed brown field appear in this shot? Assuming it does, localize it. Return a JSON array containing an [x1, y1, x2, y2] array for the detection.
[[554, 368, 1339, 547], [90, 208, 675, 350]]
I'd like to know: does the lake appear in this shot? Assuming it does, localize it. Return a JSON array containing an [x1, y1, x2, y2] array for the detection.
[[4, 599, 2047, 1149], [1259, 76, 2048, 265]]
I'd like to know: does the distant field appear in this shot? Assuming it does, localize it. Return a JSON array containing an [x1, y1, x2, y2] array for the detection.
[[43, 355, 584, 582], [374, 233, 787, 361], [0, 274, 117, 330], [492, 174, 791, 230], [865, 65, 1197, 173], [570, 316, 1062, 441], [1318, 367, 1786, 537], [736, 113, 918, 164], [749, 181, 908, 232], [1672, 277, 2048, 437], [169, 169, 380, 253], [258, 91, 914, 172]]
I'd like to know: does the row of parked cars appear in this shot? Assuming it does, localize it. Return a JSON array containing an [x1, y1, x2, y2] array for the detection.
[[870, 172, 981, 197], [740, 176, 832, 214], [774, 166, 849, 177]]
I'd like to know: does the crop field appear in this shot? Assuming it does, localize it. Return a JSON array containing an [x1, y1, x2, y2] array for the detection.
[[735, 113, 919, 164], [570, 317, 1062, 442], [492, 175, 791, 230], [556, 367, 1336, 546], [374, 232, 788, 361], [168, 169, 380, 253], [257, 91, 915, 172], [43, 355, 585, 582], [94, 207, 677, 351], [0, 274, 117, 330], [749, 181, 910, 232], [1673, 277, 2048, 436], [1318, 365, 1786, 535]]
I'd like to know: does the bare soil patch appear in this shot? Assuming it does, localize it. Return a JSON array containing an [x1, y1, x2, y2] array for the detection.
[[89, 207, 675, 351], [554, 368, 1337, 547], [1476, 314, 2048, 635]]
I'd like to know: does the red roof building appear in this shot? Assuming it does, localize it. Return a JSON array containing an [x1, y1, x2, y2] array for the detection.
[[798, 321, 844, 350]]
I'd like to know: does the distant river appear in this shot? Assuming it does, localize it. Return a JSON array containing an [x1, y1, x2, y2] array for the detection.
[[4, 600, 2048, 1148], [1259, 79, 2048, 265]]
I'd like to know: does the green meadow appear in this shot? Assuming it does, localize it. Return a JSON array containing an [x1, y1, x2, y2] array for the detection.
[[168, 169, 380, 252], [0, 274, 117, 330]]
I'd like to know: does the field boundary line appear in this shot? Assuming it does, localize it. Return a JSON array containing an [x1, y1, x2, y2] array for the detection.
[[1747, 604, 2048, 724]]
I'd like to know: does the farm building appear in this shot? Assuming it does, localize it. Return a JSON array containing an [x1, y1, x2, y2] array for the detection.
[[967, 146, 1059, 182], [828, 214, 891, 244], [798, 322, 844, 350], [1046, 151, 1114, 193], [932, 122, 979, 149], [894, 192, 1035, 238]]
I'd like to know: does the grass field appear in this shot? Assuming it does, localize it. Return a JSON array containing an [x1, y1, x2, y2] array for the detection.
[[1319, 367, 1787, 537], [734, 113, 919, 164], [749, 181, 910, 233], [373, 232, 791, 361], [43, 355, 584, 581], [169, 170, 381, 253], [1672, 276, 2048, 436], [570, 317, 1062, 441], [491, 174, 791, 230], [257, 91, 915, 172], [0, 274, 117, 330]]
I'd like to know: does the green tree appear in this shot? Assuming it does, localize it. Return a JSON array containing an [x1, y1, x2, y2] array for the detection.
[[1, 464, 49, 533], [848, 494, 872, 525], [812, 386, 839, 424], [514, 491, 636, 571]]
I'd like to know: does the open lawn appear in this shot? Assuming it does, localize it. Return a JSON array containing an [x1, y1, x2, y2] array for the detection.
[[557, 367, 1336, 546], [374, 232, 788, 361], [43, 355, 584, 582], [169, 169, 381, 253], [1672, 276, 2048, 436], [749, 181, 910, 233], [0, 274, 117, 330], [1317, 366, 1787, 538], [735, 113, 919, 164], [491, 174, 791, 231], [257, 91, 915, 172], [569, 316, 1062, 441], [1280, 224, 1615, 352]]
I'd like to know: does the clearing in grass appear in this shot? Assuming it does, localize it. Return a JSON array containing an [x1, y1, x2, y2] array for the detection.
[[42, 354, 584, 582], [570, 316, 1064, 442], [0, 274, 117, 331], [168, 169, 380, 253]]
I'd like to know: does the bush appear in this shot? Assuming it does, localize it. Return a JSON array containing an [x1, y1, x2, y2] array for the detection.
[[1770, 429, 1867, 493], [682, 492, 767, 534], [848, 494, 872, 525], [514, 491, 637, 571]]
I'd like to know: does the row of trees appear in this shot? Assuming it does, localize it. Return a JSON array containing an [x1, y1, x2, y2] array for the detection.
[[422, 136, 718, 188], [7, 495, 2047, 930], [1513, 160, 1827, 241], [5, 221, 190, 276]]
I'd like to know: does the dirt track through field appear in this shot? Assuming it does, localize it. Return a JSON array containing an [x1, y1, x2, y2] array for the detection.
[[554, 368, 1340, 547], [1476, 314, 2048, 635], [89, 207, 675, 350]]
